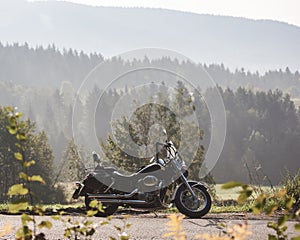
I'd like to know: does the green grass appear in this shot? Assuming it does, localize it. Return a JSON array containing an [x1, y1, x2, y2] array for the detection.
[[158, 204, 252, 214], [0, 203, 9, 211], [215, 184, 275, 200], [0, 201, 252, 214], [211, 184, 277, 213], [0, 184, 276, 214], [0, 201, 251, 214], [215, 184, 241, 200], [0, 203, 85, 213], [211, 204, 252, 213], [42, 203, 85, 211]]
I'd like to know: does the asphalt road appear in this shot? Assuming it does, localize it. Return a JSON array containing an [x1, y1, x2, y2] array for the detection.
[[0, 213, 299, 240]]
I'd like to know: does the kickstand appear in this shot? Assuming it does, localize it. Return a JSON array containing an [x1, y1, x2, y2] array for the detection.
[[153, 211, 159, 218]]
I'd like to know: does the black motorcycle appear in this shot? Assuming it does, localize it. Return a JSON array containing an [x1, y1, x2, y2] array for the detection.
[[72, 141, 212, 218]]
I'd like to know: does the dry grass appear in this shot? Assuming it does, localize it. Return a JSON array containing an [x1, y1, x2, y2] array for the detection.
[[0, 223, 12, 238], [196, 221, 252, 240], [163, 214, 186, 240]]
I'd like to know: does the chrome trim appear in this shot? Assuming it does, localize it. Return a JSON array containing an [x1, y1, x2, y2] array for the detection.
[[87, 188, 138, 199], [75, 181, 83, 187], [96, 199, 148, 204]]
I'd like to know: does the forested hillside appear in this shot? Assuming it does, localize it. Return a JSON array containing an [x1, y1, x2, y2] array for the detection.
[[1, 0, 300, 71], [1, 43, 300, 95], [0, 44, 299, 185]]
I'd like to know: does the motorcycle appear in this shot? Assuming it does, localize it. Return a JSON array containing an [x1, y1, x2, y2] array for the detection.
[[72, 141, 212, 218]]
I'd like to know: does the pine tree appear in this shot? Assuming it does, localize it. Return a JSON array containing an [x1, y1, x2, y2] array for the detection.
[[101, 83, 208, 181], [0, 107, 64, 203], [60, 140, 85, 182]]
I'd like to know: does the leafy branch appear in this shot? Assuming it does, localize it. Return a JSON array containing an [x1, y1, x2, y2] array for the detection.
[[6, 107, 52, 240], [222, 181, 300, 240]]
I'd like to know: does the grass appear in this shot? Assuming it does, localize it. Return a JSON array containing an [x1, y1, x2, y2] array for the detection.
[[0, 202, 251, 214], [0, 203, 8, 211], [0, 184, 275, 214], [211, 204, 252, 213], [215, 184, 241, 200], [42, 203, 85, 209], [213, 184, 251, 213], [211, 184, 277, 213], [215, 184, 274, 200], [0, 203, 85, 213]]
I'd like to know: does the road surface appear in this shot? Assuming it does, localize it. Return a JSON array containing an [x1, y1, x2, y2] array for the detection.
[[0, 212, 298, 240]]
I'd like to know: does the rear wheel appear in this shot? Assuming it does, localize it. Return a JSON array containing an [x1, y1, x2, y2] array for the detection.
[[85, 196, 118, 217], [174, 184, 211, 218]]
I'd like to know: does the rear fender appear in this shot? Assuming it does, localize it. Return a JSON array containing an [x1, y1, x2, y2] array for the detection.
[[72, 182, 84, 199]]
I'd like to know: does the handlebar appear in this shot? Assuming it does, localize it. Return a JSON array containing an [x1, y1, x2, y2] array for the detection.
[[154, 141, 186, 173], [155, 141, 178, 162]]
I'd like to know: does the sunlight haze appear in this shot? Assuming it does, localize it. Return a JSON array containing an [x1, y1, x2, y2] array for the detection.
[[31, 0, 300, 27]]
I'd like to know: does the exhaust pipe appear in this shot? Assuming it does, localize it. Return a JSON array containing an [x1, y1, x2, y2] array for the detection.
[[96, 199, 149, 204], [87, 189, 138, 199]]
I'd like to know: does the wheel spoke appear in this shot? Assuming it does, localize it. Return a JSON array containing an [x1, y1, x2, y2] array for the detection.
[[180, 187, 207, 212]]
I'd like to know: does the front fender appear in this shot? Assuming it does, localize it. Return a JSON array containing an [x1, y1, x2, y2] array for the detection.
[[186, 180, 209, 189], [172, 181, 208, 201]]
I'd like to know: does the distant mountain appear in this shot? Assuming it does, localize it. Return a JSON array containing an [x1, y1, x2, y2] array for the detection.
[[0, 0, 299, 72]]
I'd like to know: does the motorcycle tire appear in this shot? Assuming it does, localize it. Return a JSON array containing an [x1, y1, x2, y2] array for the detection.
[[85, 195, 119, 217], [174, 184, 211, 218]]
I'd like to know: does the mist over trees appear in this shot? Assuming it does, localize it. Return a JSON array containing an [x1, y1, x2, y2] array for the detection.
[[1, 43, 300, 96], [1, 0, 300, 72], [0, 42, 103, 88], [0, 43, 299, 189], [211, 87, 300, 183]]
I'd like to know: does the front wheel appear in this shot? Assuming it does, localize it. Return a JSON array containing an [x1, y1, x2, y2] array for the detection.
[[85, 196, 119, 217], [174, 184, 211, 218]]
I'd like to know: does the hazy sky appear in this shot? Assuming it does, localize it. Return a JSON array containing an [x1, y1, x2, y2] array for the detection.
[[44, 0, 300, 27]]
